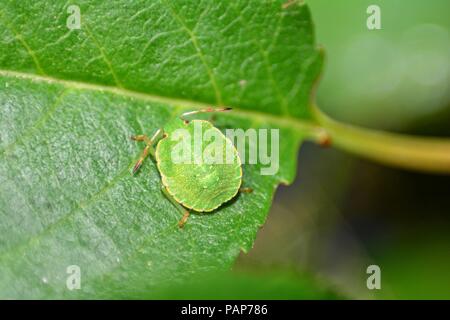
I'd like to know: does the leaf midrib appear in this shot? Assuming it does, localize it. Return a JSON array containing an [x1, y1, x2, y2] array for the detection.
[[0, 69, 322, 139]]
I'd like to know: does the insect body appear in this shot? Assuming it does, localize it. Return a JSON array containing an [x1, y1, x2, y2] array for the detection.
[[131, 108, 251, 228]]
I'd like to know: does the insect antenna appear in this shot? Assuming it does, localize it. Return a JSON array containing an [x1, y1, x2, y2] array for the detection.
[[180, 107, 231, 123]]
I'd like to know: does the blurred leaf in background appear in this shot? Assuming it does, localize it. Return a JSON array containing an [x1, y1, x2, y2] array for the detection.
[[238, 0, 450, 300], [122, 269, 341, 300], [309, 0, 450, 133]]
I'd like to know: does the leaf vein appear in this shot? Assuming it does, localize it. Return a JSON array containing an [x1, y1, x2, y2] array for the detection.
[[0, 88, 69, 155], [83, 22, 124, 88], [162, 0, 223, 106], [0, 9, 46, 75], [0, 69, 323, 141]]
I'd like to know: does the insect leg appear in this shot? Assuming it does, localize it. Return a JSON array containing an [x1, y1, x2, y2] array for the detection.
[[239, 187, 253, 193], [178, 211, 190, 229], [130, 134, 152, 144], [131, 128, 164, 174], [161, 186, 190, 228], [131, 144, 154, 174]]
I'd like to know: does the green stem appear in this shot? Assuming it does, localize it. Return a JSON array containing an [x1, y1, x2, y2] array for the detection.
[[310, 104, 450, 174]]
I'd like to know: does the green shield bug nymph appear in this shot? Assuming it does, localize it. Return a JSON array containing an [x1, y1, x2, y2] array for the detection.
[[131, 107, 252, 228]]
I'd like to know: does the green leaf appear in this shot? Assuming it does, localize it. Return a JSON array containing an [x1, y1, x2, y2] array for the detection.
[[0, 0, 323, 298], [132, 269, 342, 300]]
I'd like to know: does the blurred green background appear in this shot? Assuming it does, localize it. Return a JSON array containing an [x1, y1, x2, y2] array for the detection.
[[312, 0, 449, 134], [236, 0, 450, 299]]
